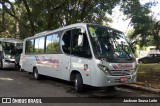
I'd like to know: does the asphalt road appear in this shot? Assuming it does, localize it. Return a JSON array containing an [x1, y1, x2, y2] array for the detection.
[[0, 69, 160, 106]]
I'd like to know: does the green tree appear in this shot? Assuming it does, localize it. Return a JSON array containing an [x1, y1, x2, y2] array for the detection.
[[1, 0, 120, 38], [152, 20, 160, 50], [120, 0, 160, 50], [1, 0, 158, 45]]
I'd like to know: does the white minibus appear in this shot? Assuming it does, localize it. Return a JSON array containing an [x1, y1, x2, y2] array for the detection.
[[20, 23, 137, 92]]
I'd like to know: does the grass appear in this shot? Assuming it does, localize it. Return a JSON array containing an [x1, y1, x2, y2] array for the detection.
[[136, 64, 160, 89]]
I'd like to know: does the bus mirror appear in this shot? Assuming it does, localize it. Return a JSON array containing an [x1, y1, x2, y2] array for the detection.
[[81, 28, 85, 33], [78, 34, 83, 46]]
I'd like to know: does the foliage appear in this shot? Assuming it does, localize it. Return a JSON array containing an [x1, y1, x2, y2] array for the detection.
[[0, 9, 17, 38], [120, 0, 160, 50], [0, 0, 120, 38], [0, 0, 159, 51], [152, 21, 160, 50]]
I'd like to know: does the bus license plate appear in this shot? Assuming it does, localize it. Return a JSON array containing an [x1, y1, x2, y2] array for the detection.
[[120, 77, 128, 82]]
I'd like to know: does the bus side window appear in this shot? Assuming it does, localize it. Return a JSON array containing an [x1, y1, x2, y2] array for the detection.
[[46, 34, 59, 54], [25, 39, 34, 54], [61, 30, 72, 54], [34, 37, 45, 54], [71, 29, 92, 58]]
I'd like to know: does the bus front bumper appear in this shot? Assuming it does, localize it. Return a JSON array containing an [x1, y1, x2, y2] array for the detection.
[[92, 74, 137, 87], [105, 74, 137, 86], [3, 60, 15, 68]]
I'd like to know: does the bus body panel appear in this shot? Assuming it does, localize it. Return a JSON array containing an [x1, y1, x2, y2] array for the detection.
[[70, 56, 92, 85], [35, 54, 71, 80], [21, 53, 93, 85], [2, 60, 15, 68], [23, 55, 35, 72], [56, 54, 71, 80], [21, 53, 71, 80]]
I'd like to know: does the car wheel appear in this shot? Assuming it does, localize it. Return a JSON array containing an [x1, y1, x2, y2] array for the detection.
[[74, 73, 83, 93], [33, 68, 41, 80]]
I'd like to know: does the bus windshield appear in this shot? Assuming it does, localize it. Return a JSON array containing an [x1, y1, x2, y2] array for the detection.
[[87, 25, 135, 62], [2, 42, 23, 59]]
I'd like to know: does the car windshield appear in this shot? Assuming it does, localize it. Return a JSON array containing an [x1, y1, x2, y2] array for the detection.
[[87, 25, 135, 62]]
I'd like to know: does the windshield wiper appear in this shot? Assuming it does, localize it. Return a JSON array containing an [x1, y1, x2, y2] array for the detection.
[[120, 45, 133, 60]]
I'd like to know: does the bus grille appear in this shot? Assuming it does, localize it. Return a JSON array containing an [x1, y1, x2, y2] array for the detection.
[[110, 70, 131, 76]]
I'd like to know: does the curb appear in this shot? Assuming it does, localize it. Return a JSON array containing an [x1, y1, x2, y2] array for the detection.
[[119, 83, 160, 93]]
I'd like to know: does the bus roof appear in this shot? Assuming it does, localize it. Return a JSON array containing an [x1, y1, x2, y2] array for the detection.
[[0, 38, 23, 43], [35, 23, 87, 36], [25, 23, 123, 40]]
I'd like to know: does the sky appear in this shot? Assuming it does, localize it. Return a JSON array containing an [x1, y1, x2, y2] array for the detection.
[[109, 0, 160, 33]]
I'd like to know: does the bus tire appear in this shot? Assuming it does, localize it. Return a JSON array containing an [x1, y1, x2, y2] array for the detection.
[[33, 68, 41, 80], [19, 66, 23, 72], [74, 73, 83, 93]]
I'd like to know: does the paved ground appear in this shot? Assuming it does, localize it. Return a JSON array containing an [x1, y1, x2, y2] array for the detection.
[[0, 69, 160, 106]]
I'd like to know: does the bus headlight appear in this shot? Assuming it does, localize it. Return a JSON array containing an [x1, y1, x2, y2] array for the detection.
[[97, 64, 110, 75]]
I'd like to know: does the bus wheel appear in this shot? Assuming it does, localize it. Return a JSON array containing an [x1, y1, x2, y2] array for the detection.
[[74, 73, 83, 93], [33, 68, 40, 80], [19, 66, 23, 72]]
